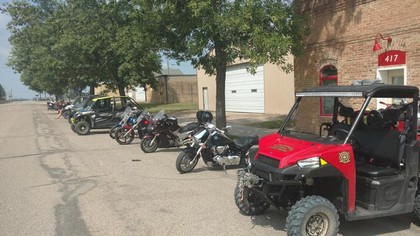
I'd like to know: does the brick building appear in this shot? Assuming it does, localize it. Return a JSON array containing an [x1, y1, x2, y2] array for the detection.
[[294, 0, 420, 132]]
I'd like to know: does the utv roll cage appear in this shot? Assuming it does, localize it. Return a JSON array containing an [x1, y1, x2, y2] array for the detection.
[[279, 84, 419, 144]]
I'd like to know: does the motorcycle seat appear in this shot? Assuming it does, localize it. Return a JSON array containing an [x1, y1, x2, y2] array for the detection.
[[234, 135, 259, 149], [178, 122, 199, 133]]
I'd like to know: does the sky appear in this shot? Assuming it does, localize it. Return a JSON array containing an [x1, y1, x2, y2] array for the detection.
[[0, 0, 195, 99]]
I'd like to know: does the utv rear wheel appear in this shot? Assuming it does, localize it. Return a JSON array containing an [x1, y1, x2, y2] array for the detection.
[[234, 185, 269, 215], [413, 194, 420, 224], [75, 120, 91, 135], [140, 137, 159, 153], [116, 128, 134, 145], [175, 149, 199, 173], [286, 196, 339, 236]]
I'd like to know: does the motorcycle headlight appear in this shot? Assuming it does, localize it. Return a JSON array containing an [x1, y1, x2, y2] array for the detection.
[[128, 117, 136, 125], [297, 157, 327, 168]]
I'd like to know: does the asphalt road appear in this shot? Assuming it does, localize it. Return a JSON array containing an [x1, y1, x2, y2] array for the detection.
[[1, 101, 420, 236]]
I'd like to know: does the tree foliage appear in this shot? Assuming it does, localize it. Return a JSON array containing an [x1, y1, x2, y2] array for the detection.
[[0, 83, 6, 101], [2, 0, 162, 97], [145, 0, 310, 127]]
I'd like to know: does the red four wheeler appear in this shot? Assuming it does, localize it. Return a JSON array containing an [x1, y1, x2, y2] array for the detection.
[[235, 83, 420, 235]]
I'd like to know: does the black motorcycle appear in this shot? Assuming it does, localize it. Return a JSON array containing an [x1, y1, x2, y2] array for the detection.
[[175, 123, 259, 173], [139, 110, 201, 153]]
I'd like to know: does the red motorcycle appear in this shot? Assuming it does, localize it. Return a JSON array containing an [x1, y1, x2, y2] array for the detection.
[[115, 109, 152, 145]]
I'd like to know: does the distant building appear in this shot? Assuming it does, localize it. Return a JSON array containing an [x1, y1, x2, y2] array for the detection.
[[95, 68, 197, 104], [197, 56, 295, 115]]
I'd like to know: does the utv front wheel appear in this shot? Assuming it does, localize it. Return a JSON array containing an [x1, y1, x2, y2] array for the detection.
[[71, 124, 76, 133], [234, 185, 269, 215], [62, 110, 71, 119], [286, 195, 339, 236], [75, 120, 91, 135]]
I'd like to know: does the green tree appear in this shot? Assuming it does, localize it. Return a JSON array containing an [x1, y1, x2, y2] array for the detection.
[[0, 83, 6, 101], [2, 0, 162, 97], [146, 0, 309, 127], [3, 0, 67, 96], [57, 0, 162, 95]]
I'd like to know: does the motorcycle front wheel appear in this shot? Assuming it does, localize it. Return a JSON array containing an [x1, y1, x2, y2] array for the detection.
[[116, 128, 134, 145], [109, 125, 120, 139], [140, 137, 159, 153], [175, 149, 199, 173]]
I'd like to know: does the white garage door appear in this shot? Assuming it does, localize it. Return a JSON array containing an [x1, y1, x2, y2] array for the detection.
[[225, 64, 264, 113], [135, 87, 146, 102]]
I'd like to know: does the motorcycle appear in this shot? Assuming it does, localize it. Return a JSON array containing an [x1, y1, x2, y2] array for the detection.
[[109, 106, 139, 139], [139, 110, 202, 153], [175, 123, 259, 174], [47, 100, 59, 111], [115, 109, 152, 145]]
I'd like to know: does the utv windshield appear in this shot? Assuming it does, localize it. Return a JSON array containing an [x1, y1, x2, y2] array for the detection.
[[72, 97, 84, 107], [279, 96, 366, 143]]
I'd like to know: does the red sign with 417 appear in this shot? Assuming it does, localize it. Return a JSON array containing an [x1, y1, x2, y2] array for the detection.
[[378, 50, 406, 66]]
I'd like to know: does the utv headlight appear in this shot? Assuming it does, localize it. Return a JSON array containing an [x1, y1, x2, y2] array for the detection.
[[297, 157, 327, 168]]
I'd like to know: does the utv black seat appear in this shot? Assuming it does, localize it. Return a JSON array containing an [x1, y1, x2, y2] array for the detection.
[[355, 129, 402, 178]]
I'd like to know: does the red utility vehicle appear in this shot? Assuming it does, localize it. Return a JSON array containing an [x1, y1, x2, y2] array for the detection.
[[235, 83, 420, 236]]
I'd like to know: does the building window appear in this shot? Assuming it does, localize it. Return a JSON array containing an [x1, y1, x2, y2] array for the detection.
[[320, 65, 338, 116]]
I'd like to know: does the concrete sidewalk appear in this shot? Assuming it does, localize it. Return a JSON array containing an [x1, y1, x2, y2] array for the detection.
[[173, 110, 280, 138]]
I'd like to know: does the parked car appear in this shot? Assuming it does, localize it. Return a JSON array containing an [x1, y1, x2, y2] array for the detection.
[[70, 96, 141, 135], [62, 95, 99, 120]]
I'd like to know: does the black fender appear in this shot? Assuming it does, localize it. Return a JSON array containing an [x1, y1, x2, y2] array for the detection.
[[180, 146, 197, 154], [78, 115, 93, 127], [179, 146, 202, 160]]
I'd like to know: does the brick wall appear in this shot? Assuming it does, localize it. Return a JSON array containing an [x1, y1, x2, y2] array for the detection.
[[295, 0, 420, 131]]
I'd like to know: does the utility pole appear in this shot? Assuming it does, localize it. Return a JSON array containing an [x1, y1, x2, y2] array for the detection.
[[165, 56, 170, 103], [9, 88, 12, 101]]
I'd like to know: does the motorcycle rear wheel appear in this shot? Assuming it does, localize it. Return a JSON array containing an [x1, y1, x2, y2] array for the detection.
[[115, 128, 134, 145], [140, 137, 159, 153], [175, 149, 199, 173]]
